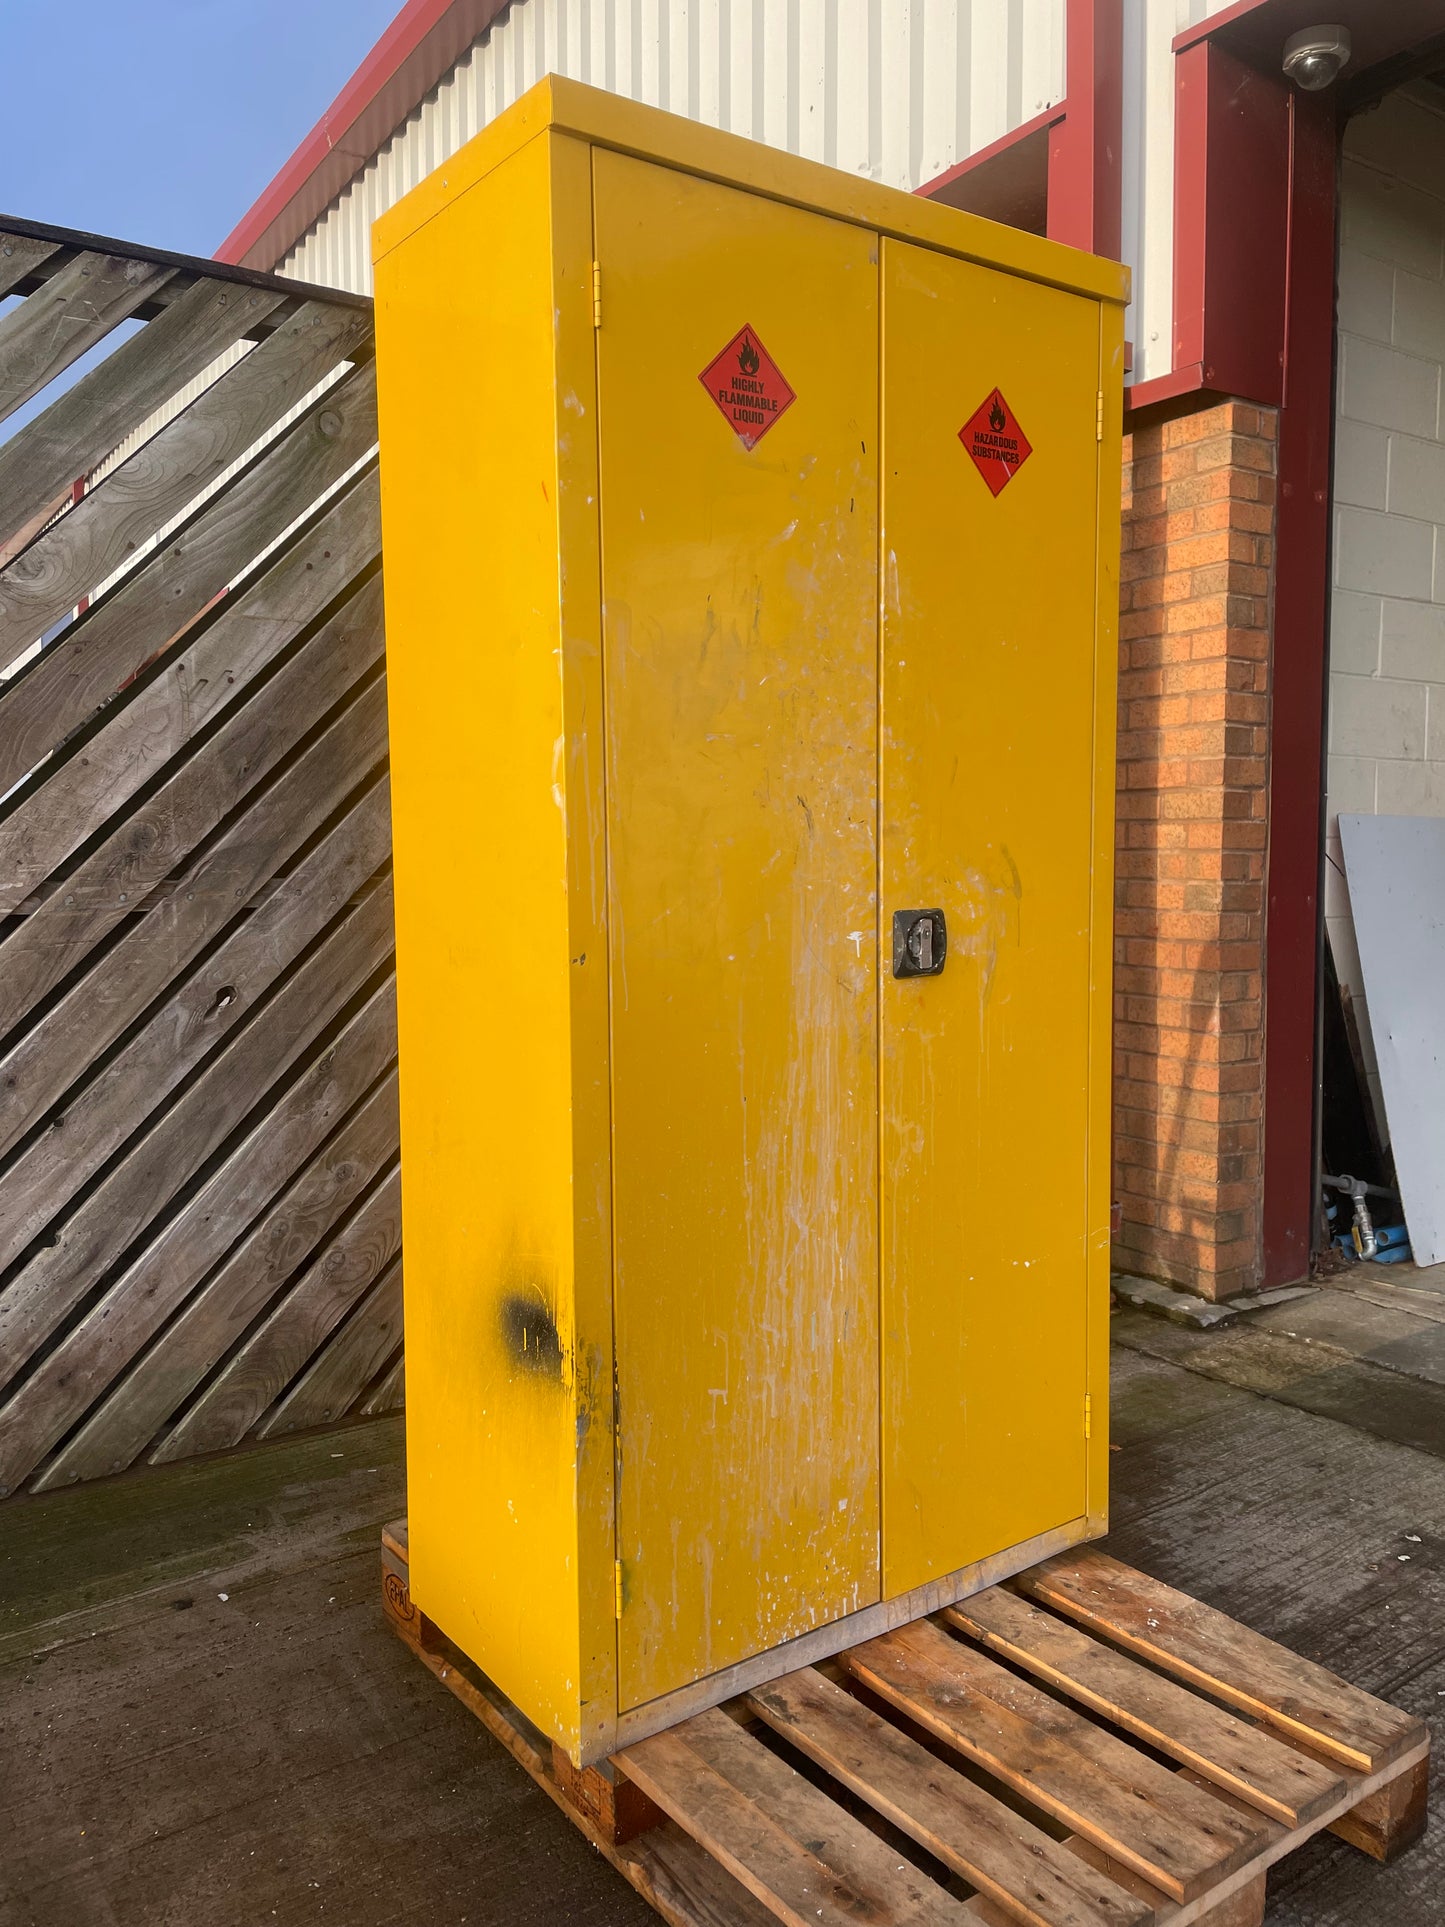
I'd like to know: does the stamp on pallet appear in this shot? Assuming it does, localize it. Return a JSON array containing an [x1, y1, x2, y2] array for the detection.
[[381, 1521, 1428, 1927]]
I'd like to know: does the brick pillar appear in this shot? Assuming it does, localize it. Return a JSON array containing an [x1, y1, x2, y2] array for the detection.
[[1113, 402, 1278, 1301]]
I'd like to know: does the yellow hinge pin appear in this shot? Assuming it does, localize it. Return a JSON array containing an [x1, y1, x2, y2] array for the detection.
[[1084, 1392, 1093, 1439], [1096, 391, 1104, 441], [614, 1559, 624, 1618], [593, 261, 602, 329]]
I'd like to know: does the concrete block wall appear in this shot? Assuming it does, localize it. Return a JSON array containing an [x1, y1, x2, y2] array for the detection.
[[1329, 86, 1445, 1137]]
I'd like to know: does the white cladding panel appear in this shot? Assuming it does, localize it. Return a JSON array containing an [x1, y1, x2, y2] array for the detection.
[[283, 0, 1066, 294]]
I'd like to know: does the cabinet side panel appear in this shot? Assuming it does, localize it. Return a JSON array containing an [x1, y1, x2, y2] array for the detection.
[[374, 130, 599, 1751]]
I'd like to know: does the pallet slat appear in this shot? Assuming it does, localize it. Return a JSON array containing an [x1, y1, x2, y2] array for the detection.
[[746, 1668, 1153, 1927], [948, 1587, 1344, 1828], [1018, 1549, 1427, 1775], [623, 1709, 972, 1927], [841, 1619, 1268, 1905]]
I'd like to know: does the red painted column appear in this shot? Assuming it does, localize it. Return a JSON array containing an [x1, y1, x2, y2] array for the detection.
[[1048, 0, 1123, 257], [1262, 89, 1338, 1284]]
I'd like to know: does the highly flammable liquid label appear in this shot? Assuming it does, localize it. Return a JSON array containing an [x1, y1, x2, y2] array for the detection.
[[699, 325, 797, 450]]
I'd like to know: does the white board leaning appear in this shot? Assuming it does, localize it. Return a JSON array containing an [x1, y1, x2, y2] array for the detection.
[[1339, 813, 1445, 1269]]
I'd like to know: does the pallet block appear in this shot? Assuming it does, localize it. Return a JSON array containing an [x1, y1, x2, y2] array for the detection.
[[381, 1524, 1427, 1927]]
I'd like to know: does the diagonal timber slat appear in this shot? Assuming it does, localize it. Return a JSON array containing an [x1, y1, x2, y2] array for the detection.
[[153, 1162, 403, 1462], [0, 277, 287, 554], [0, 484, 380, 915], [0, 300, 374, 657], [7, 935, 395, 1494], [0, 250, 174, 426], [0, 770, 391, 1312], [0, 580, 383, 1038], [0, 234, 64, 300], [0, 217, 394, 1494], [0, 357, 377, 795], [41, 1068, 401, 1484], [0, 687, 389, 1177], [257, 1254, 405, 1438]]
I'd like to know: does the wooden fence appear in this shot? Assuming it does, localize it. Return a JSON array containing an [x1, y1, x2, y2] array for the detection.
[[0, 218, 399, 1497]]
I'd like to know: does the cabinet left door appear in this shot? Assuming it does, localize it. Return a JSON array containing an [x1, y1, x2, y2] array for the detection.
[[593, 149, 882, 1711]]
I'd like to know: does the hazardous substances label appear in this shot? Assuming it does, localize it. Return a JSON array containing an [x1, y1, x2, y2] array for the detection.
[[699, 325, 797, 450], [959, 388, 1033, 497]]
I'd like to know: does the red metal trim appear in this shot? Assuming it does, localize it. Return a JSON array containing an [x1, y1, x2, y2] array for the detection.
[[215, 0, 513, 270], [1172, 0, 1272, 55], [1171, 40, 1289, 406], [1123, 364, 1206, 417], [1047, 0, 1123, 256], [1262, 88, 1338, 1284], [916, 104, 1063, 204]]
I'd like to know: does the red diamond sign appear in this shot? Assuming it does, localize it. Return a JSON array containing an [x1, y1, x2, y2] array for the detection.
[[699, 325, 796, 449], [959, 388, 1033, 497]]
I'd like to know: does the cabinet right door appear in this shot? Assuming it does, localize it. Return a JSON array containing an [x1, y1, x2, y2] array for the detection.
[[880, 237, 1104, 1598]]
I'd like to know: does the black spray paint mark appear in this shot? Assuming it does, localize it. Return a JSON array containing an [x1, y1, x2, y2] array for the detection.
[[498, 1289, 564, 1382]]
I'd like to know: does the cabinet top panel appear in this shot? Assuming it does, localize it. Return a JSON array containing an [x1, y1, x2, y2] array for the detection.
[[372, 73, 1130, 313]]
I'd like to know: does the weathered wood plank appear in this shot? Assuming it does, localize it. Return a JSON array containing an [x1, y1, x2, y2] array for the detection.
[[0, 277, 287, 553], [256, 1252, 403, 1439], [947, 1588, 1344, 1828], [0, 684, 388, 1172], [0, 964, 395, 1436], [4, 950, 395, 1495], [622, 1709, 971, 1927], [0, 477, 380, 913], [0, 235, 63, 301], [0, 300, 374, 657], [0, 583, 383, 1038], [357, 1351, 404, 1417], [0, 250, 173, 425], [747, 1667, 1154, 1927], [1017, 1549, 1428, 1775], [0, 358, 377, 796], [0, 771, 391, 1310], [38, 1066, 399, 1484], [841, 1618, 1267, 1905], [152, 1165, 403, 1463]]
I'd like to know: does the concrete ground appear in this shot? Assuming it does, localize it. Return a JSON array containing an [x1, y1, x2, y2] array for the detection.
[[3, 1313, 1444, 1927]]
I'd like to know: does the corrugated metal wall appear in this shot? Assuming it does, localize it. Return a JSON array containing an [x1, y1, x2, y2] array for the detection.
[[283, 0, 1067, 294]]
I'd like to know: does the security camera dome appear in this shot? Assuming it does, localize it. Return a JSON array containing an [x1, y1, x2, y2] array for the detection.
[[1282, 25, 1352, 91]]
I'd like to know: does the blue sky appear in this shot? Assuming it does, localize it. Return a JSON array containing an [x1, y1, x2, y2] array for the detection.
[[2, 1, 403, 256]]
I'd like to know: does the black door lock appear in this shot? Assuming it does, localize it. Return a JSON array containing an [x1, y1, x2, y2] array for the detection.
[[892, 909, 947, 978]]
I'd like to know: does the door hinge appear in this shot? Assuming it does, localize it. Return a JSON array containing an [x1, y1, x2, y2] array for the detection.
[[592, 261, 603, 329], [614, 1559, 624, 1618], [1084, 1393, 1093, 1440], [1095, 391, 1105, 441]]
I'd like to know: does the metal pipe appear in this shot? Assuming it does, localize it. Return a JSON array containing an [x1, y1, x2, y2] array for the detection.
[[1321, 1173, 1392, 1260]]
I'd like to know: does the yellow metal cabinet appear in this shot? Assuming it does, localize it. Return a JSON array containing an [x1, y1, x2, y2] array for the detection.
[[373, 76, 1127, 1766]]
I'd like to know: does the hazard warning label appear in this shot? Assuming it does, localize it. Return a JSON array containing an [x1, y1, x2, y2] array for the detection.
[[699, 326, 796, 449], [959, 389, 1033, 497]]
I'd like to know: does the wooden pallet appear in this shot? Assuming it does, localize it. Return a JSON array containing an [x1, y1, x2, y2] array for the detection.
[[381, 1523, 1428, 1927]]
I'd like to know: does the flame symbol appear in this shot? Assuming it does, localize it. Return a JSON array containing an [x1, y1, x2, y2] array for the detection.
[[738, 335, 761, 376], [988, 396, 1007, 433]]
